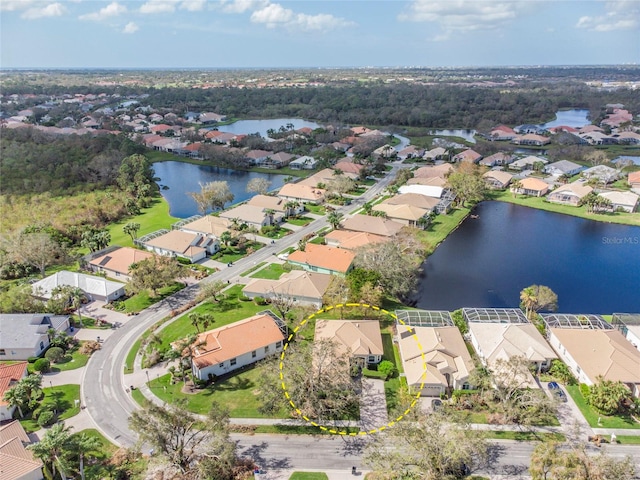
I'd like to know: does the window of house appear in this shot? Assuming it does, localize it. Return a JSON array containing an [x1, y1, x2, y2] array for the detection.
[[0, 349, 6, 356], [462, 383, 470, 390], [39, 341, 45, 351], [230, 358, 237, 366], [264, 346, 269, 353], [368, 355, 376, 364], [219, 362, 224, 368], [251, 350, 257, 358], [276, 341, 282, 349]]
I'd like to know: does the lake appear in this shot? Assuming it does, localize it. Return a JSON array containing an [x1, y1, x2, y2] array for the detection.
[[413, 201, 640, 314], [540, 109, 590, 129], [212, 118, 323, 137], [428, 129, 477, 144], [153, 161, 288, 218]]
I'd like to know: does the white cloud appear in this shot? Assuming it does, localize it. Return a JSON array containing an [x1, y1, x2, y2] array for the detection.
[[139, 0, 179, 14], [399, 0, 524, 39], [180, 0, 205, 12], [576, 0, 639, 32], [123, 21, 139, 34], [246, 1, 353, 31], [1, 0, 36, 11], [79, 2, 127, 21], [21, 2, 66, 19], [221, 0, 268, 14]]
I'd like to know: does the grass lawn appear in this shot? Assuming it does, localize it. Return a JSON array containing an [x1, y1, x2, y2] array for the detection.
[[148, 365, 286, 418], [130, 387, 148, 407], [489, 190, 640, 226], [75, 315, 112, 330], [124, 337, 144, 374], [20, 384, 81, 433], [309, 236, 325, 245], [286, 216, 314, 227], [249, 263, 287, 280], [50, 347, 89, 372], [605, 435, 640, 445], [565, 385, 640, 429], [106, 197, 178, 249], [483, 431, 566, 442], [305, 204, 326, 215], [289, 473, 329, 480], [213, 242, 264, 263], [235, 425, 360, 436], [119, 282, 185, 313], [157, 285, 266, 350], [261, 227, 293, 239], [240, 261, 267, 277], [414, 207, 471, 255]]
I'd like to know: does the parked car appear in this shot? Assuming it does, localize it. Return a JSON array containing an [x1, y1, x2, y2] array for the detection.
[[548, 381, 567, 402]]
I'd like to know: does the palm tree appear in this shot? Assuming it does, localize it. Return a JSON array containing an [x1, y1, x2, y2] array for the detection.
[[19, 374, 43, 408], [73, 432, 102, 480], [510, 179, 523, 198], [284, 200, 300, 217], [362, 202, 373, 216], [327, 211, 344, 230], [28, 422, 74, 480], [69, 287, 86, 327], [220, 230, 232, 248], [3, 385, 27, 418]]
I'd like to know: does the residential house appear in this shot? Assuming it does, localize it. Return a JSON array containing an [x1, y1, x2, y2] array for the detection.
[[247, 194, 304, 217], [406, 176, 447, 188], [0, 421, 43, 480], [314, 319, 383, 367], [578, 131, 617, 146], [372, 144, 397, 160], [514, 125, 547, 135], [479, 152, 513, 167], [0, 314, 70, 361], [242, 270, 332, 309], [601, 108, 633, 129], [547, 183, 593, 206], [452, 149, 482, 164], [413, 163, 454, 179], [509, 156, 548, 171], [334, 161, 364, 175], [612, 313, 640, 352], [545, 160, 584, 177], [398, 184, 444, 199], [262, 152, 295, 169], [629, 171, 640, 189], [287, 244, 355, 276], [219, 204, 279, 229], [397, 146, 425, 161], [381, 193, 440, 211], [510, 177, 549, 197], [0, 363, 28, 420], [140, 229, 218, 262], [350, 126, 371, 136], [613, 131, 640, 145], [199, 112, 227, 124], [483, 171, 513, 189], [88, 246, 155, 281], [323, 230, 389, 250], [206, 131, 238, 145], [32, 271, 125, 302], [582, 165, 620, 185], [543, 314, 640, 397], [245, 150, 271, 166], [512, 134, 551, 146], [277, 183, 326, 205], [176, 215, 232, 239], [422, 147, 447, 161], [489, 125, 517, 141], [341, 214, 404, 237], [372, 204, 431, 228], [299, 168, 357, 187], [188, 312, 286, 381], [289, 156, 318, 170], [597, 191, 639, 213]]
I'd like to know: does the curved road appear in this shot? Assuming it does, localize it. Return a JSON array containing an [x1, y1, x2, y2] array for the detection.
[[82, 164, 403, 447]]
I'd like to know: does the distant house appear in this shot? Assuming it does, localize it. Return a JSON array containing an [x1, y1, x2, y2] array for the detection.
[[511, 177, 550, 197], [422, 147, 447, 161], [88, 247, 155, 281], [382, 192, 440, 211], [242, 270, 332, 309], [262, 152, 295, 169], [0, 314, 70, 361], [287, 244, 355, 276], [629, 171, 640, 189], [512, 134, 551, 146], [323, 230, 389, 250], [479, 152, 512, 167], [514, 125, 546, 135], [187, 312, 286, 381], [0, 420, 43, 480], [398, 184, 443, 199], [32, 271, 125, 302], [397, 145, 425, 161], [140, 229, 218, 262], [199, 112, 227, 124], [406, 176, 447, 188], [334, 161, 364, 175], [582, 165, 620, 185], [341, 214, 404, 237], [277, 183, 326, 204], [372, 203, 432, 228], [245, 150, 271, 166], [509, 156, 548, 171], [247, 194, 304, 216], [545, 160, 584, 177], [219, 204, 279, 229], [489, 125, 517, 141], [413, 163, 453, 179], [0, 363, 28, 419], [315, 319, 383, 367], [547, 183, 593, 206], [289, 156, 318, 170], [482, 171, 513, 189], [452, 149, 482, 164], [613, 131, 640, 145], [597, 191, 639, 213]]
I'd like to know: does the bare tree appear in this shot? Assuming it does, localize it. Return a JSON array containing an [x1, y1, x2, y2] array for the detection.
[[245, 177, 271, 195], [189, 181, 234, 214]]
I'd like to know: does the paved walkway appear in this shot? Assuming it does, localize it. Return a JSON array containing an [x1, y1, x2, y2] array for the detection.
[[359, 378, 388, 432]]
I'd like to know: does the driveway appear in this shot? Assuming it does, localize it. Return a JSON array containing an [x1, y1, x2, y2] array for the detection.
[[359, 378, 387, 431]]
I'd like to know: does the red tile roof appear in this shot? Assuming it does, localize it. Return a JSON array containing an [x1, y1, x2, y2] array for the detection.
[[0, 363, 28, 407]]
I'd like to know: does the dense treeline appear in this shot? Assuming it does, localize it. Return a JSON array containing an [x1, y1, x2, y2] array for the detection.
[[0, 128, 145, 195]]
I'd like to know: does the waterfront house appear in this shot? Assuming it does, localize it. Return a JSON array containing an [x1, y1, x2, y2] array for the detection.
[[452, 149, 482, 164], [597, 190, 639, 213], [0, 420, 43, 480], [277, 183, 326, 205], [287, 244, 355, 276], [397, 145, 425, 161], [140, 229, 218, 262], [512, 134, 551, 146], [482, 171, 513, 189], [262, 152, 295, 169], [88, 247, 155, 281], [0, 363, 28, 419], [176, 215, 232, 239], [511, 177, 550, 197], [422, 147, 447, 161], [628, 171, 640, 189], [32, 271, 125, 302], [323, 230, 389, 250], [289, 155, 318, 170], [247, 194, 304, 217], [245, 150, 271, 166], [242, 270, 332, 309], [479, 152, 513, 167], [341, 214, 404, 237], [547, 183, 593, 206], [314, 319, 383, 368], [509, 156, 548, 171], [0, 314, 70, 361], [543, 314, 640, 397], [372, 203, 432, 228], [612, 313, 640, 352], [219, 203, 280, 229], [413, 163, 453, 179], [199, 112, 226, 124], [381, 192, 440, 211], [398, 184, 444, 199], [582, 165, 620, 185], [489, 125, 517, 141], [188, 311, 286, 381], [545, 160, 584, 177]]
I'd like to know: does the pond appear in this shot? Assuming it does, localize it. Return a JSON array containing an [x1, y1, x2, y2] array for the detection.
[[428, 129, 477, 144], [540, 109, 591, 129], [153, 161, 288, 218], [211, 118, 323, 138], [412, 201, 640, 314]]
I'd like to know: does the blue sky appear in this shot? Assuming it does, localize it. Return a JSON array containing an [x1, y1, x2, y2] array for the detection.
[[1, 0, 638, 68]]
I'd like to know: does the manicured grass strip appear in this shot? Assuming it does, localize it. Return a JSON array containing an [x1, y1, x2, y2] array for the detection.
[[213, 242, 264, 263], [50, 347, 89, 372], [483, 431, 566, 442], [286, 216, 314, 226], [305, 204, 326, 215], [240, 261, 267, 277], [565, 385, 640, 429], [20, 384, 81, 433], [289, 472, 329, 480], [249, 263, 287, 280], [415, 207, 471, 255], [130, 387, 148, 407], [121, 282, 185, 313], [607, 435, 640, 445], [234, 425, 360, 436], [125, 337, 143, 374]]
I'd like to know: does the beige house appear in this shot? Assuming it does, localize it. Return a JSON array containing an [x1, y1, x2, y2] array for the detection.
[[512, 134, 551, 146], [511, 177, 550, 197], [278, 183, 326, 204], [323, 230, 388, 250], [0, 421, 43, 480], [341, 214, 404, 237], [597, 190, 639, 213], [406, 176, 447, 188], [247, 194, 304, 216], [381, 193, 440, 211], [372, 203, 431, 228], [547, 183, 593, 206], [413, 163, 453, 179], [287, 244, 355, 276], [628, 171, 640, 189], [88, 247, 154, 281], [422, 147, 447, 161], [314, 319, 384, 367], [452, 149, 482, 164], [177, 215, 232, 238], [219, 204, 279, 229], [397, 324, 475, 396], [141, 229, 218, 262], [242, 270, 332, 308], [483, 171, 513, 189]]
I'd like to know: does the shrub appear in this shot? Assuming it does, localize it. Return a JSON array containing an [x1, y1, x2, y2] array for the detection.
[[378, 360, 396, 380], [33, 358, 51, 373], [238, 295, 251, 302], [79, 341, 101, 355], [580, 383, 591, 403], [548, 359, 577, 385], [27, 356, 39, 364], [253, 296, 268, 306], [176, 257, 192, 265], [451, 309, 468, 335], [45, 347, 65, 363], [37, 409, 56, 427]]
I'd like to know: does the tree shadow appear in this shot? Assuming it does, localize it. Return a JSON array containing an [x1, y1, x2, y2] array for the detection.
[[236, 440, 292, 470], [211, 376, 254, 392]]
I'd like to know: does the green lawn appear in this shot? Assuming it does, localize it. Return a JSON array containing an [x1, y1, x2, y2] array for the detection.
[[75, 315, 112, 329], [212, 242, 264, 263], [50, 347, 89, 372], [489, 190, 640, 226], [605, 435, 640, 445], [289, 473, 329, 480], [286, 216, 314, 227], [20, 384, 81, 433], [414, 207, 471, 255], [130, 387, 148, 407], [305, 204, 326, 215], [237, 425, 360, 435], [309, 236, 325, 245], [483, 431, 566, 442], [565, 385, 640, 429], [148, 365, 285, 418], [240, 262, 267, 277], [124, 337, 144, 374], [249, 263, 287, 280], [119, 282, 185, 313], [106, 197, 178, 249]]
